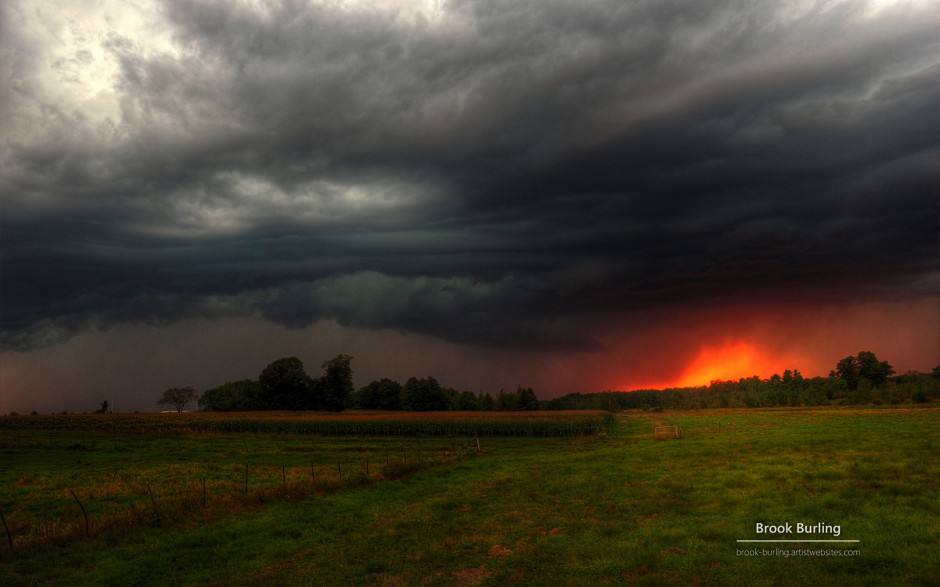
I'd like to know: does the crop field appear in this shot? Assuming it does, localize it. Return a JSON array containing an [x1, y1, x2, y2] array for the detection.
[[0, 411, 613, 437], [0, 412, 612, 551], [1, 407, 938, 586]]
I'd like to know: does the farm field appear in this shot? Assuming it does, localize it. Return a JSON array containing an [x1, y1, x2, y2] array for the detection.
[[1, 407, 938, 586]]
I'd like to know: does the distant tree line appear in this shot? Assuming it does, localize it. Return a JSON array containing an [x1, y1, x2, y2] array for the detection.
[[350, 377, 538, 412], [547, 352, 940, 411], [4, 349, 935, 415], [185, 350, 938, 414], [196, 354, 540, 413], [198, 355, 355, 412]]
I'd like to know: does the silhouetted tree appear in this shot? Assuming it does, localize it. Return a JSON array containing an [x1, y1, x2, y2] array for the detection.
[[199, 380, 260, 411], [400, 376, 449, 411], [856, 351, 894, 386], [493, 389, 514, 410], [158, 387, 198, 413], [443, 387, 461, 410], [456, 390, 480, 410], [352, 378, 402, 410], [479, 393, 495, 411], [488, 386, 540, 411], [782, 369, 804, 386], [516, 386, 539, 410], [258, 357, 315, 410], [832, 351, 894, 390], [319, 354, 354, 412], [832, 356, 861, 390]]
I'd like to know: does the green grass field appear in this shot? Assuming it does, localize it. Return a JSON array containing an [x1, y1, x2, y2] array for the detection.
[[1, 407, 937, 586]]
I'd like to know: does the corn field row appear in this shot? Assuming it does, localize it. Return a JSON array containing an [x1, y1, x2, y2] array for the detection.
[[198, 416, 614, 437], [0, 413, 615, 437]]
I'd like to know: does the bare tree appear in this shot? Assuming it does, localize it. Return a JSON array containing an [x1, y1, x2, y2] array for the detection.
[[158, 387, 198, 413]]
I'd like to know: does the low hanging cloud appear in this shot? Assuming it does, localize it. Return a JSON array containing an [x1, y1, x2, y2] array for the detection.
[[1, 0, 937, 352], [251, 271, 596, 348]]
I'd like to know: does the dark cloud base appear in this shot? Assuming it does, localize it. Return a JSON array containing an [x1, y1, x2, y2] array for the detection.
[[1, 0, 937, 353]]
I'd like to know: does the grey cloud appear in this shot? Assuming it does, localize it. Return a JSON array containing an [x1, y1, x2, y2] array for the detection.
[[1, 0, 937, 351]]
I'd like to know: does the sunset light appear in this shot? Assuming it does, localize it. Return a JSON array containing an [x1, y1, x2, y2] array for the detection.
[[672, 340, 773, 388]]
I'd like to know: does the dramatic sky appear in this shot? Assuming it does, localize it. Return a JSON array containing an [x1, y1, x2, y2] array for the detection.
[[1, 0, 937, 413]]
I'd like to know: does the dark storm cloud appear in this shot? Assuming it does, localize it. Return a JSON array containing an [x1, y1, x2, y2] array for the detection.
[[1, 0, 937, 351]]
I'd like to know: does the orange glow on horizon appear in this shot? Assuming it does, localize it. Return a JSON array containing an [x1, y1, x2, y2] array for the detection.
[[671, 340, 776, 388], [603, 297, 940, 393]]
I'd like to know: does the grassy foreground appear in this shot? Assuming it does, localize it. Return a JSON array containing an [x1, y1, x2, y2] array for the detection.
[[1, 407, 938, 586]]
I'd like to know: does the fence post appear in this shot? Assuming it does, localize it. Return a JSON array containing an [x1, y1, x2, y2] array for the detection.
[[69, 490, 90, 537], [0, 509, 13, 550]]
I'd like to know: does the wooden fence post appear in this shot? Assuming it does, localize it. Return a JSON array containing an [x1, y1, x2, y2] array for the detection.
[[0, 509, 13, 550], [69, 490, 90, 537]]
